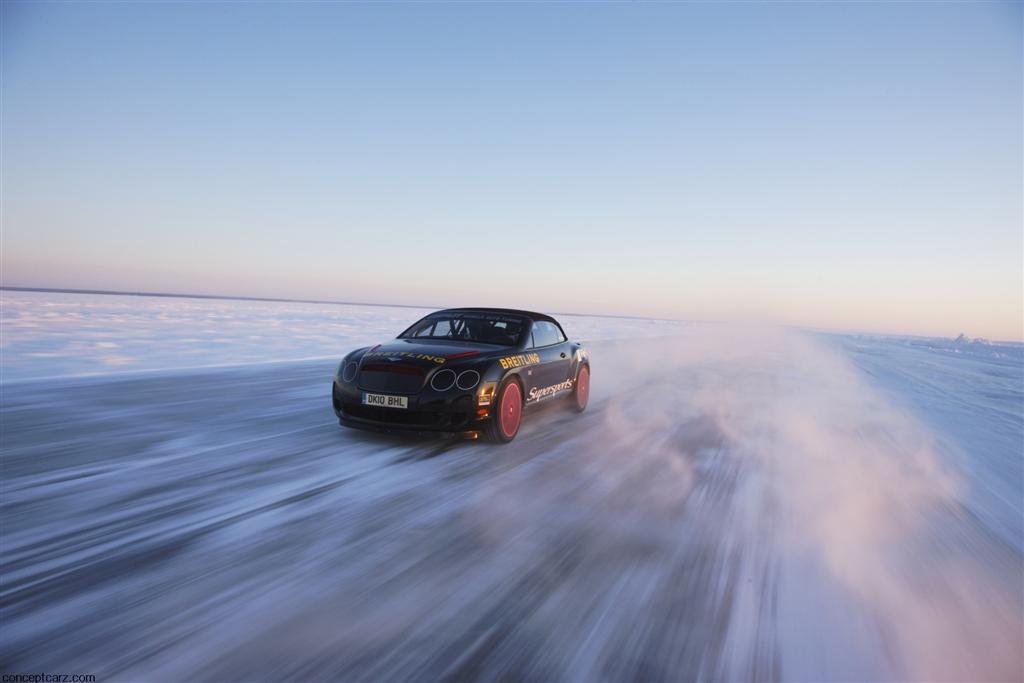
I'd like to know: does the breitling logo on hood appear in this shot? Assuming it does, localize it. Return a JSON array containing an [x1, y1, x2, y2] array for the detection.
[[364, 350, 448, 364]]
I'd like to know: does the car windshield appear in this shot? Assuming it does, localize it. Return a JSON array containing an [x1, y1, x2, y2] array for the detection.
[[399, 313, 526, 346]]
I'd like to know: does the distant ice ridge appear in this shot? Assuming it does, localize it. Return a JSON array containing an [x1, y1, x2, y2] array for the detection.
[[953, 332, 988, 345], [0, 291, 688, 382], [844, 330, 1022, 362]]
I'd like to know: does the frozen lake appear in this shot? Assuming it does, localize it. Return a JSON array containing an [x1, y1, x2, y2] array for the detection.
[[0, 290, 688, 382], [1, 291, 1021, 681]]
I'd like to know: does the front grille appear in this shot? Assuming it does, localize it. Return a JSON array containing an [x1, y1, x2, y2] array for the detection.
[[343, 404, 443, 427], [341, 395, 474, 431], [358, 363, 426, 394]]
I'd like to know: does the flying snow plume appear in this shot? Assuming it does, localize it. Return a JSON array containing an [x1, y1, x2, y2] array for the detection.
[[591, 326, 1022, 681]]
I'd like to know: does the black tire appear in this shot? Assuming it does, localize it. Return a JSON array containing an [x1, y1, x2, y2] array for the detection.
[[571, 364, 590, 413], [486, 378, 523, 444]]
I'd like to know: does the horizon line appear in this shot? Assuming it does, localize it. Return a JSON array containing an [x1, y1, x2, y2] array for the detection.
[[3, 285, 1017, 344], [0, 285, 685, 324]]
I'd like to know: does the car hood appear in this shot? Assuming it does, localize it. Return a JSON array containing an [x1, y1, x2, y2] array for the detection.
[[359, 339, 506, 368]]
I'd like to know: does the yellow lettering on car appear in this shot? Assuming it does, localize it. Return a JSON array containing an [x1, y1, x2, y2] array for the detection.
[[499, 353, 541, 370]]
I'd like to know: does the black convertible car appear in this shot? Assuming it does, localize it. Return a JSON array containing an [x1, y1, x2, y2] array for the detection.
[[332, 308, 590, 442]]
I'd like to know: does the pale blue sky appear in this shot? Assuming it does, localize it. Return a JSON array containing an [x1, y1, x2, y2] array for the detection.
[[2, 2, 1021, 338]]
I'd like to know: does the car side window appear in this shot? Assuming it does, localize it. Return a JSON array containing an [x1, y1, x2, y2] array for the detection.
[[412, 321, 435, 337], [530, 321, 563, 348]]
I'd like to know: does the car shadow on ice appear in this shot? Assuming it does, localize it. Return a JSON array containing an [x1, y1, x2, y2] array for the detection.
[[330, 395, 589, 461], [331, 421, 477, 463]]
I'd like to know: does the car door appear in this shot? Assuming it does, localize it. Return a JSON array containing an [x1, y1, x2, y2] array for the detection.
[[525, 320, 574, 403]]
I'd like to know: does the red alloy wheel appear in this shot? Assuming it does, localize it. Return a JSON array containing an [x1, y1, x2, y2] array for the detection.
[[575, 366, 590, 411], [499, 382, 523, 438]]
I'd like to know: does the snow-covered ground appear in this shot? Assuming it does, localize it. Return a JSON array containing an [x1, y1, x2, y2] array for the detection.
[[0, 290, 687, 381], [1, 291, 1021, 681]]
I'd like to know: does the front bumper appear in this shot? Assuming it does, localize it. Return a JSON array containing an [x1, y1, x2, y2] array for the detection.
[[332, 380, 488, 436]]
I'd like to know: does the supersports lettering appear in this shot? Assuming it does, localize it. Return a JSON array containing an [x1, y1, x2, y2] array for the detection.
[[528, 378, 574, 402], [364, 351, 446, 364], [499, 353, 540, 370]]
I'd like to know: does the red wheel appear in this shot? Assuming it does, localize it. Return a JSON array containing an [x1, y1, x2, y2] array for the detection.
[[487, 380, 523, 443], [572, 365, 589, 412]]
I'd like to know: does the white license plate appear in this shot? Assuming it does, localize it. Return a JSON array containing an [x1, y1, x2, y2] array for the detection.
[[362, 392, 408, 409]]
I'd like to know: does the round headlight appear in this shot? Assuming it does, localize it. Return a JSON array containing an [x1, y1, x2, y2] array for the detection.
[[342, 361, 358, 383], [430, 368, 456, 391], [456, 370, 480, 390]]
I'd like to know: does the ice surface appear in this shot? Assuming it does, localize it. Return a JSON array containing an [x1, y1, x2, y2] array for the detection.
[[1, 292, 1021, 681], [837, 332, 1024, 554]]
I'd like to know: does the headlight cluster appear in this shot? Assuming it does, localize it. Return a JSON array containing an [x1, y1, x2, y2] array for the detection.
[[431, 368, 480, 391], [456, 370, 480, 390], [340, 360, 358, 383]]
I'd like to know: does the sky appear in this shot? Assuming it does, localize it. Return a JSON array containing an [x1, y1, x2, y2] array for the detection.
[[2, 2, 1021, 340]]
